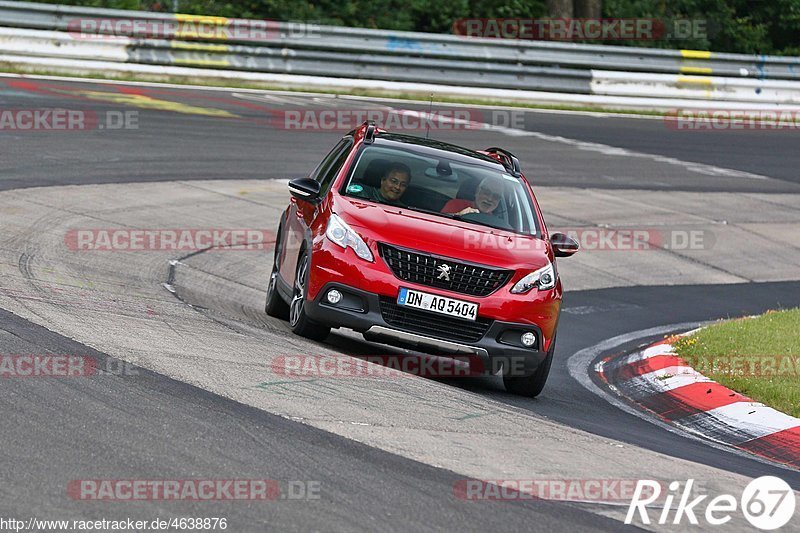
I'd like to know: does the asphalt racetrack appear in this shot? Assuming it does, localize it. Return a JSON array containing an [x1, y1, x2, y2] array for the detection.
[[1, 74, 799, 531]]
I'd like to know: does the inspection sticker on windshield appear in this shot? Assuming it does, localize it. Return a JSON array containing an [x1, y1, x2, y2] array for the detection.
[[397, 288, 478, 321]]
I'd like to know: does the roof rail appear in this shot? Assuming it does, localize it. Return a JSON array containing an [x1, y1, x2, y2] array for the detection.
[[364, 121, 377, 144], [484, 147, 522, 177]]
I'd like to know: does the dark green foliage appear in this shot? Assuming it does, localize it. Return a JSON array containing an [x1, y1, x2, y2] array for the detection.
[[603, 0, 800, 54]]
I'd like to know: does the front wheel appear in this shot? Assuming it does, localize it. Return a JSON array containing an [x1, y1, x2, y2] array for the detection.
[[289, 251, 330, 342], [265, 230, 289, 319], [502, 335, 555, 398]]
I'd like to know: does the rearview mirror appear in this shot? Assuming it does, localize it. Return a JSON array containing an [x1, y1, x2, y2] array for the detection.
[[551, 232, 579, 258], [288, 178, 322, 204]]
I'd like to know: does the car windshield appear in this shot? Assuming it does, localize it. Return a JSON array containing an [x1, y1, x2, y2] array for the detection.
[[341, 145, 539, 236]]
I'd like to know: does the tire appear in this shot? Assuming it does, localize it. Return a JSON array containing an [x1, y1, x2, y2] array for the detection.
[[265, 230, 289, 320], [502, 335, 556, 398], [288, 251, 330, 342]]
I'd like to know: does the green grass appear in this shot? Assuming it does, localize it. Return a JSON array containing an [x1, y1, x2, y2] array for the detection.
[[673, 308, 800, 418], [0, 63, 668, 118]]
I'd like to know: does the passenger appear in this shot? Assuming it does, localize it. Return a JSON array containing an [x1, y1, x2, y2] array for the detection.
[[442, 177, 503, 216], [361, 163, 412, 205]]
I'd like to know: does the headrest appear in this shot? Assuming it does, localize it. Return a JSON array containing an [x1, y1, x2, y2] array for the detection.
[[456, 176, 480, 200], [357, 158, 391, 188]]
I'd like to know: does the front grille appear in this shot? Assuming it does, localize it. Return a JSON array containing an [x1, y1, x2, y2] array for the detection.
[[379, 243, 512, 297], [379, 297, 492, 343]]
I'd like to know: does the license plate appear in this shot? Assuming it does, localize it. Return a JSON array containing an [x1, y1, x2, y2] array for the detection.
[[397, 288, 478, 321]]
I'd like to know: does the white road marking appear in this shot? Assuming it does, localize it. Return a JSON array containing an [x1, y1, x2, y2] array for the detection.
[[610, 342, 678, 367], [623, 365, 713, 393], [698, 402, 800, 440]]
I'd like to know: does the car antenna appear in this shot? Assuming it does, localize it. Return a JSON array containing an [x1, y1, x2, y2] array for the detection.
[[426, 92, 434, 139]]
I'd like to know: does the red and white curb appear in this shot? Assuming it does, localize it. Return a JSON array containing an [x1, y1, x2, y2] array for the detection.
[[596, 333, 800, 470]]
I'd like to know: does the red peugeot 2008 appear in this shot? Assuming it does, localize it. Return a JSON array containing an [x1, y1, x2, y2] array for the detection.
[[266, 122, 579, 397]]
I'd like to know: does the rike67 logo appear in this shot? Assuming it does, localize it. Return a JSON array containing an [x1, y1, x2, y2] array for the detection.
[[626, 477, 796, 530]]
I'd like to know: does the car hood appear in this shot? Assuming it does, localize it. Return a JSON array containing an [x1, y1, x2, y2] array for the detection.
[[333, 196, 550, 270]]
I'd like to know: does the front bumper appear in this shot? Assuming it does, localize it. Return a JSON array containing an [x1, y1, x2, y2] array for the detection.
[[305, 282, 549, 375]]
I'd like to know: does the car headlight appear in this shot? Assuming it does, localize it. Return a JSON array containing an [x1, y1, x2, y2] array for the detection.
[[325, 214, 374, 262], [510, 263, 555, 293]]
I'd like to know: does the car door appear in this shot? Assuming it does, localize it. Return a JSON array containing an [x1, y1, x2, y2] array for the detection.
[[281, 136, 354, 286]]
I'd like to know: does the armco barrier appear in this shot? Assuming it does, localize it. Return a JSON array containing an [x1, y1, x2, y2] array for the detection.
[[1, 1, 799, 80], [0, 27, 592, 93], [0, 1, 799, 108]]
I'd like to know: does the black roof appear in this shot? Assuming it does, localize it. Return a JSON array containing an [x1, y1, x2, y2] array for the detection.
[[371, 133, 509, 172]]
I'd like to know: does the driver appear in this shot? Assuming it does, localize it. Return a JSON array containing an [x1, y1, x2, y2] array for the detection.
[[362, 163, 412, 205], [442, 177, 503, 216]]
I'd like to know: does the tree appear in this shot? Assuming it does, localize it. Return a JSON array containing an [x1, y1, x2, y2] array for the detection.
[[575, 0, 602, 18], [547, 0, 573, 17]]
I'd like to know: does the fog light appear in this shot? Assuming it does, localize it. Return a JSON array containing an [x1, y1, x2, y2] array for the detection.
[[521, 332, 537, 347], [326, 289, 342, 305]]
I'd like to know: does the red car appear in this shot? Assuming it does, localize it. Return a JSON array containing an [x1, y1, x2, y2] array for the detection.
[[266, 122, 578, 397]]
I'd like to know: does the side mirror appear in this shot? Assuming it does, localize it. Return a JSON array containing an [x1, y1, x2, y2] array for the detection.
[[288, 178, 322, 204], [551, 232, 579, 258]]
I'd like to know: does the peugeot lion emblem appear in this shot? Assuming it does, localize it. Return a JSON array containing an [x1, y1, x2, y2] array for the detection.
[[436, 263, 451, 282]]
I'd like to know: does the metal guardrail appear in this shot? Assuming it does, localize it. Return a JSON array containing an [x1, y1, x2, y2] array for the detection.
[[1, 0, 799, 81], [0, 27, 592, 93], [0, 0, 799, 106]]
